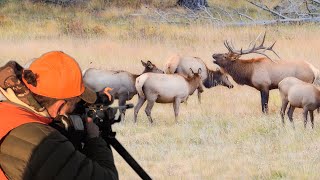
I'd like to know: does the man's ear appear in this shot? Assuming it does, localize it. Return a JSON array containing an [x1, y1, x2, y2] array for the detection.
[[47, 100, 66, 118]]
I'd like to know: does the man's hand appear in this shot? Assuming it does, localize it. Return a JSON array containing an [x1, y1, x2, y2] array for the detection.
[[103, 87, 113, 101], [86, 118, 100, 139]]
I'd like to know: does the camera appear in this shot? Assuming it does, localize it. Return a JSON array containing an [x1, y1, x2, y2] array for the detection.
[[77, 102, 133, 138], [70, 92, 133, 139]]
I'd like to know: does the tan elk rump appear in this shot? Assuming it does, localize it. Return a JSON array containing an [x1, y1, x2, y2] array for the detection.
[[279, 77, 320, 129], [134, 69, 203, 123], [212, 32, 320, 113]]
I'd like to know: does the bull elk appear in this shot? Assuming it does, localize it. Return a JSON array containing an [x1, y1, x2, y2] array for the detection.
[[212, 32, 320, 113], [279, 77, 320, 129], [165, 55, 233, 103], [134, 68, 203, 123], [83, 60, 164, 120]]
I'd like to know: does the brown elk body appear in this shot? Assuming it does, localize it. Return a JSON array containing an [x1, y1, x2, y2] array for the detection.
[[134, 69, 203, 123], [212, 33, 319, 113], [83, 60, 164, 119], [165, 55, 233, 102], [279, 77, 320, 128]]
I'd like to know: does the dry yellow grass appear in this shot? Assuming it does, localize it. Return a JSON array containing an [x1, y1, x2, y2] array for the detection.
[[1, 3, 320, 179]]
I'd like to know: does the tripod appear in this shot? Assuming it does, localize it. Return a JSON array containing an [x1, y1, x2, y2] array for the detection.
[[102, 130, 152, 180], [80, 101, 152, 180]]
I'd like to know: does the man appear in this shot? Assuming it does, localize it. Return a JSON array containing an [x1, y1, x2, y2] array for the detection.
[[0, 51, 118, 180]]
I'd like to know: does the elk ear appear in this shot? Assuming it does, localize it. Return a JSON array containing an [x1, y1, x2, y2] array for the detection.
[[146, 61, 154, 68], [141, 60, 147, 67], [198, 68, 202, 74], [190, 68, 195, 74]]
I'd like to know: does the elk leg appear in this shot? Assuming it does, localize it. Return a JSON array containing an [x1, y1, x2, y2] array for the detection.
[[145, 100, 155, 124], [280, 100, 289, 126], [260, 90, 269, 114], [309, 110, 314, 129], [173, 98, 182, 123], [118, 95, 127, 122], [303, 108, 308, 129], [184, 97, 188, 105], [134, 96, 146, 123], [287, 105, 295, 129], [197, 89, 201, 104]]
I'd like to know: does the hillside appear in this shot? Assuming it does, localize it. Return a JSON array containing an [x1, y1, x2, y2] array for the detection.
[[0, 0, 284, 39]]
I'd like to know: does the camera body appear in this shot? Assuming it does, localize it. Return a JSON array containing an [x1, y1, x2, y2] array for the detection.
[[59, 99, 133, 150], [70, 95, 133, 138], [83, 103, 133, 137]]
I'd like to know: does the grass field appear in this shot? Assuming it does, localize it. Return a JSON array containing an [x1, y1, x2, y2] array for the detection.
[[1, 1, 320, 179]]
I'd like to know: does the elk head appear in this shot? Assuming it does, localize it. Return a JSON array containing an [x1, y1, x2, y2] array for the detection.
[[212, 32, 280, 67], [203, 68, 233, 89], [190, 68, 204, 93], [141, 60, 164, 74]]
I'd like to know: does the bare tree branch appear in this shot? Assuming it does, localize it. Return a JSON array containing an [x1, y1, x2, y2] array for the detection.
[[200, 6, 223, 23], [225, 17, 320, 26], [130, 1, 320, 27], [236, 10, 254, 21], [217, 6, 234, 21], [247, 0, 290, 19], [154, 9, 172, 23], [311, 0, 320, 5]]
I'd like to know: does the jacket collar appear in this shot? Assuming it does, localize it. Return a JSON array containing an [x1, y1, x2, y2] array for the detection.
[[0, 87, 50, 117]]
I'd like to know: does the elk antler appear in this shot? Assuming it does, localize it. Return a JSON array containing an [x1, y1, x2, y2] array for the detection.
[[224, 32, 281, 62]]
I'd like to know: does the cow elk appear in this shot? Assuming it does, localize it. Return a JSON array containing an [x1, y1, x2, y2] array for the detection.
[[134, 68, 203, 123], [165, 55, 233, 103], [212, 32, 320, 113], [279, 77, 320, 129], [83, 60, 164, 120]]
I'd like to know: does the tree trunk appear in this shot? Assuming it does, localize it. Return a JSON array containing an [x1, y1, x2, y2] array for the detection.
[[177, 0, 208, 10]]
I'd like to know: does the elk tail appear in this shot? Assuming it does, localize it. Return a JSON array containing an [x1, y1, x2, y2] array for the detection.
[[164, 54, 181, 74], [306, 62, 320, 86], [313, 69, 320, 86], [82, 68, 89, 76], [135, 74, 149, 98]]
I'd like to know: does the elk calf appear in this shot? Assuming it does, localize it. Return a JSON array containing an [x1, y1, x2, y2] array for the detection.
[[165, 55, 233, 103], [134, 68, 203, 123], [279, 77, 320, 128]]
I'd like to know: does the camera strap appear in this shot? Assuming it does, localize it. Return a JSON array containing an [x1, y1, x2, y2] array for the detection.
[[50, 115, 85, 150], [51, 115, 85, 132], [69, 115, 85, 131]]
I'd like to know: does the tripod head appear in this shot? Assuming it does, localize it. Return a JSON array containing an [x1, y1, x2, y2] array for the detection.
[[72, 91, 133, 139], [83, 102, 133, 139]]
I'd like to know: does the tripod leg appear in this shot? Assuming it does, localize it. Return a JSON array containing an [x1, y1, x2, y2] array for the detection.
[[108, 137, 152, 180]]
